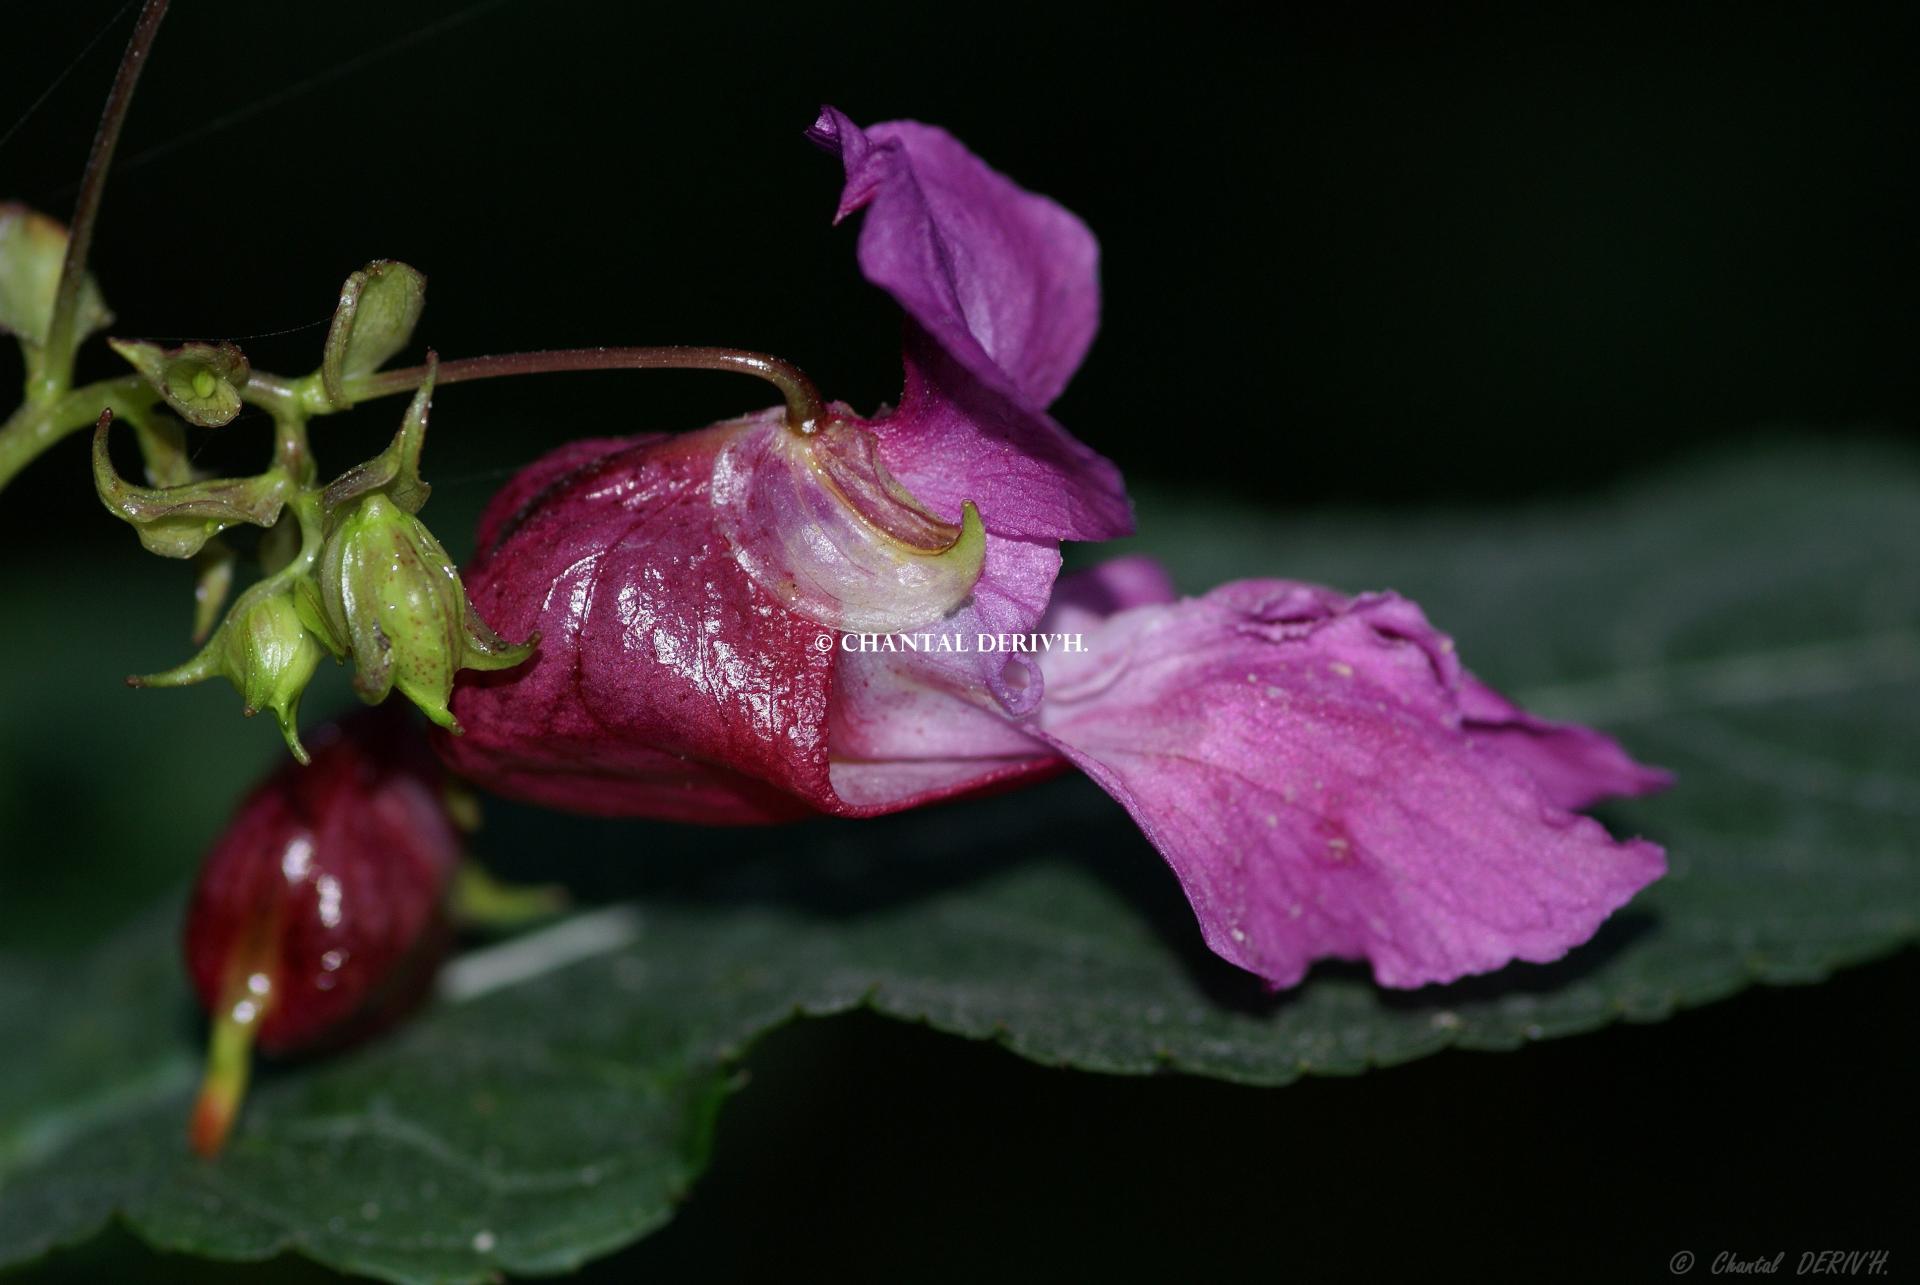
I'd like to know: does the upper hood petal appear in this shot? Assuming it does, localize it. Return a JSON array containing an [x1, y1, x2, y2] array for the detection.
[[812, 109, 1134, 544], [810, 107, 1098, 411]]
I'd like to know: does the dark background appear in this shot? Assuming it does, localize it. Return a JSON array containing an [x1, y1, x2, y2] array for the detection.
[[3, 2, 1916, 1281]]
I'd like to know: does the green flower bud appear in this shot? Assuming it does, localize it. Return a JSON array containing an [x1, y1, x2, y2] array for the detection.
[[309, 492, 532, 731], [321, 259, 426, 409], [132, 585, 326, 763]]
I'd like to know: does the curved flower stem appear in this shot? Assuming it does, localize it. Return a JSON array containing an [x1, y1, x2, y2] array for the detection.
[[40, 0, 172, 398], [5, 345, 827, 493], [0, 375, 157, 493], [346, 347, 830, 436]]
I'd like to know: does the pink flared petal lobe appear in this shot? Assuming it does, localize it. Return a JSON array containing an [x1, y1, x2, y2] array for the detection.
[[1030, 578, 1668, 988], [809, 107, 1099, 411], [1459, 674, 1676, 811], [1242, 582, 1674, 811]]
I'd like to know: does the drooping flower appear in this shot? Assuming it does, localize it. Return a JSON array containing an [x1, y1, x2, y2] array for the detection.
[[184, 708, 461, 1155], [438, 110, 1669, 989]]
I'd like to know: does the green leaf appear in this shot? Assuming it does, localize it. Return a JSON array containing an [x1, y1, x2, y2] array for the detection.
[[321, 260, 426, 408], [0, 441, 1914, 1282], [108, 339, 251, 428]]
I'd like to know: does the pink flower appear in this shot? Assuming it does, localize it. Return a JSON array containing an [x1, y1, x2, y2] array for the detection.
[[438, 110, 1669, 989]]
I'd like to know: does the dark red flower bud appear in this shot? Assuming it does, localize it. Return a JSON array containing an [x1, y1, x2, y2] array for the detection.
[[183, 708, 460, 1156]]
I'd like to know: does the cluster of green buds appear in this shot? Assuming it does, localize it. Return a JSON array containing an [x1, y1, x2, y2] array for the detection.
[[89, 259, 535, 761]]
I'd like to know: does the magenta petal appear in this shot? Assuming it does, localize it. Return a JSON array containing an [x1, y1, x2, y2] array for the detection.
[[861, 335, 1133, 543], [1459, 676, 1675, 811], [809, 107, 1099, 411], [1030, 579, 1668, 989], [812, 106, 1133, 544]]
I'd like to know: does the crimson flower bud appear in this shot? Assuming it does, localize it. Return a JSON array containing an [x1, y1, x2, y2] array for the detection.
[[183, 709, 460, 1156]]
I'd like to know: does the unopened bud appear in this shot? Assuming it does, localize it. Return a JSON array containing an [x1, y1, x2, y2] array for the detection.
[[133, 583, 326, 763], [310, 493, 532, 730]]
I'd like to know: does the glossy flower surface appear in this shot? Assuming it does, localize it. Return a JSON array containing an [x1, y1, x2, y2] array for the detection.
[[185, 709, 460, 1054]]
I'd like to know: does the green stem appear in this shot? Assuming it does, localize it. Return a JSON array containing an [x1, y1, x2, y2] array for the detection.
[[0, 375, 156, 493], [2, 342, 825, 493], [271, 406, 316, 484], [41, 0, 172, 396], [188, 992, 258, 1158], [346, 346, 830, 435]]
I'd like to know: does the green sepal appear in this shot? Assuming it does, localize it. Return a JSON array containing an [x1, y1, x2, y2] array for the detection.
[[292, 575, 343, 658], [0, 203, 111, 355], [92, 412, 289, 558], [322, 353, 436, 515], [321, 259, 425, 408], [463, 609, 538, 672], [108, 338, 250, 427]]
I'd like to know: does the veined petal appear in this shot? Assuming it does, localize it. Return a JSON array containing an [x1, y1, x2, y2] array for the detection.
[[826, 643, 1062, 812], [1028, 574, 1669, 989], [713, 413, 986, 633], [473, 434, 644, 555], [1458, 675, 1676, 811], [809, 107, 1098, 411], [811, 108, 1133, 544], [443, 426, 1069, 822], [867, 334, 1133, 543]]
